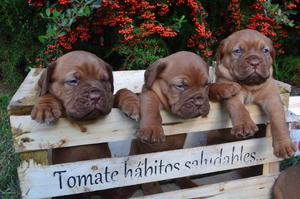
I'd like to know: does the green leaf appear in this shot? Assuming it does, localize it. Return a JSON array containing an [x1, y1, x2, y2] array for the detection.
[[82, 6, 91, 16], [57, 31, 67, 37], [52, 10, 60, 18], [277, 9, 282, 16], [61, 19, 68, 27], [38, 35, 48, 44], [67, 18, 75, 27], [46, 25, 57, 37], [85, 0, 96, 5], [46, 8, 51, 17], [288, 21, 295, 27]]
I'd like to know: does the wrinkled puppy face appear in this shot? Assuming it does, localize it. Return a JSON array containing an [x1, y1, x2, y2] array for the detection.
[[40, 51, 114, 120], [217, 29, 275, 85], [145, 51, 210, 119]]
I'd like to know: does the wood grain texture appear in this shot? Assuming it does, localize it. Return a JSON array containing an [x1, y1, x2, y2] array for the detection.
[[11, 102, 271, 152], [263, 125, 280, 176], [18, 138, 279, 198], [7, 68, 291, 115], [7, 69, 145, 115], [132, 174, 278, 199]]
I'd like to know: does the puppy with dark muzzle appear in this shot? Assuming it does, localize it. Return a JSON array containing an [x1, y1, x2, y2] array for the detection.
[[130, 51, 241, 195], [31, 51, 139, 198], [214, 29, 296, 158], [31, 51, 139, 123]]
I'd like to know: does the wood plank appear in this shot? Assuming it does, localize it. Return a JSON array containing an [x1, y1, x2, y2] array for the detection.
[[18, 138, 279, 198], [12, 104, 297, 153], [8, 69, 43, 115], [7, 68, 291, 115], [20, 150, 49, 166], [131, 170, 247, 197], [289, 96, 300, 116], [132, 174, 278, 199], [263, 125, 279, 176], [11, 102, 270, 152], [7, 69, 145, 115]]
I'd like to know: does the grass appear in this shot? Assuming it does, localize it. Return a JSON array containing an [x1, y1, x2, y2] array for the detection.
[[0, 92, 21, 199]]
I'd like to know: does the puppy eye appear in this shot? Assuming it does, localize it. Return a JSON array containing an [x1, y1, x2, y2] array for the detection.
[[262, 47, 269, 54], [233, 48, 242, 55], [175, 84, 185, 92], [66, 79, 79, 86]]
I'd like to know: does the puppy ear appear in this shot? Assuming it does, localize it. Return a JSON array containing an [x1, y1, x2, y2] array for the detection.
[[38, 62, 56, 96], [215, 39, 225, 64], [144, 59, 167, 89], [105, 63, 114, 93]]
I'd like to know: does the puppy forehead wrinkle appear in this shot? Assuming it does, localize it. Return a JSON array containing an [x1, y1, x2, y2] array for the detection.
[[227, 31, 270, 49], [76, 63, 107, 79]]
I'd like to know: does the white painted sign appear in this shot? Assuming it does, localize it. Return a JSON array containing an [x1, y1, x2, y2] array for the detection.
[[18, 138, 279, 198]]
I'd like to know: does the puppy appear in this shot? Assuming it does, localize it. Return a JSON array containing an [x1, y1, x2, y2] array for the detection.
[[132, 51, 240, 195], [214, 29, 295, 158], [273, 164, 300, 199], [31, 51, 139, 198]]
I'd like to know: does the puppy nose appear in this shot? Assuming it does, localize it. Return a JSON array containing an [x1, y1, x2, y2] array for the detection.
[[89, 90, 102, 102], [247, 56, 261, 68]]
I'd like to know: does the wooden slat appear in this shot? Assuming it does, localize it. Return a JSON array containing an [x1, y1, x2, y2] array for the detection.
[[131, 170, 248, 197], [289, 96, 300, 116], [18, 138, 279, 198], [7, 69, 145, 115], [20, 151, 49, 166], [11, 102, 270, 152], [132, 174, 278, 199], [7, 68, 291, 115], [263, 125, 279, 176], [8, 69, 43, 115]]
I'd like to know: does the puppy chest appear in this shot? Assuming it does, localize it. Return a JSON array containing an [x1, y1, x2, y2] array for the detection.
[[240, 89, 255, 104]]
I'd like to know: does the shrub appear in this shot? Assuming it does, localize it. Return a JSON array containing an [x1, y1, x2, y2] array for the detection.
[[26, 0, 299, 71], [0, 0, 45, 87]]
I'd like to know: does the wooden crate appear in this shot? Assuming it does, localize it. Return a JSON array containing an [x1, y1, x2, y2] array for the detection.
[[8, 68, 296, 199]]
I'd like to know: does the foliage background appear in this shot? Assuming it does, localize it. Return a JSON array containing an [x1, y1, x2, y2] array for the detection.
[[0, 0, 299, 198]]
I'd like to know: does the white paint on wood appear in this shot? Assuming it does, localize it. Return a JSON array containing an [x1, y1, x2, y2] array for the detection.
[[131, 174, 278, 199], [11, 103, 270, 152], [113, 70, 144, 94], [289, 96, 300, 116], [8, 69, 42, 109], [18, 138, 279, 198], [8, 69, 145, 112], [8, 68, 291, 112], [109, 132, 208, 158]]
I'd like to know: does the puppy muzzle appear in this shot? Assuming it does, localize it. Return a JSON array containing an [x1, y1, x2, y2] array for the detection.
[[235, 55, 270, 85], [66, 88, 113, 120], [173, 94, 210, 119]]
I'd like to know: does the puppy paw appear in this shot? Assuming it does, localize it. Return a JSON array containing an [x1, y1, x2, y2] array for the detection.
[[31, 101, 62, 124], [231, 121, 258, 138], [122, 103, 140, 121], [209, 82, 241, 102], [218, 82, 241, 99], [273, 137, 296, 159], [137, 126, 165, 144]]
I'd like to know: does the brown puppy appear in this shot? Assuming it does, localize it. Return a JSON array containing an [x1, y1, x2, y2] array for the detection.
[[214, 29, 295, 158], [31, 50, 139, 123], [133, 51, 240, 194], [273, 165, 300, 199], [31, 51, 139, 198]]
